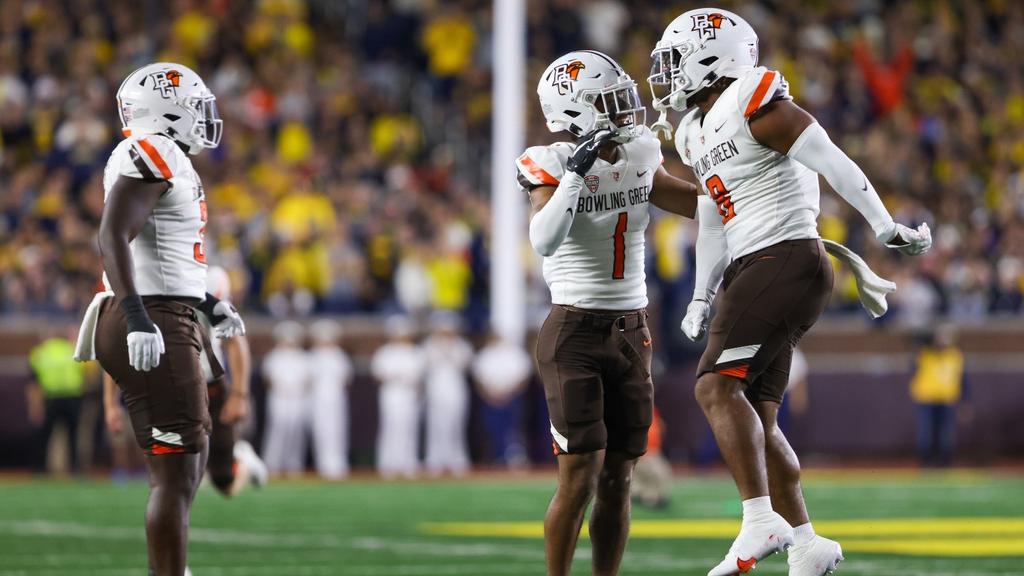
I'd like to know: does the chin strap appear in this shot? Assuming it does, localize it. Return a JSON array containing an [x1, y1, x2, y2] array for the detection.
[[650, 102, 674, 141]]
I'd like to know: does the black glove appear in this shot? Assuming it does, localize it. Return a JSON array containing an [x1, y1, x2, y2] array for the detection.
[[567, 129, 615, 176]]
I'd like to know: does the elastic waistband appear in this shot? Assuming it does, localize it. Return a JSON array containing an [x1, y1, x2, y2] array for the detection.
[[141, 295, 202, 308], [734, 237, 821, 265], [556, 305, 647, 331]]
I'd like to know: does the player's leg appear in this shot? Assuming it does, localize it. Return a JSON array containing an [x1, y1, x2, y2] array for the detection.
[[536, 306, 608, 575], [699, 240, 832, 575], [695, 372, 769, 499], [754, 401, 807, 526], [96, 299, 212, 576], [589, 450, 637, 575], [144, 438, 207, 576], [590, 311, 654, 575], [545, 450, 603, 576], [206, 378, 239, 496]]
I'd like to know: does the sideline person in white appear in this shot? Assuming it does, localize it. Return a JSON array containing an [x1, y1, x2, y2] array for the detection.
[[371, 317, 425, 479], [261, 321, 309, 476], [422, 314, 474, 477], [307, 319, 353, 480]]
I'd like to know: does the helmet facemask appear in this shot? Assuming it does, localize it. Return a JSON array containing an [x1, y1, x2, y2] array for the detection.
[[184, 93, 222, 152], [581, 79, 646, 143], [649, 39, 709, 112]]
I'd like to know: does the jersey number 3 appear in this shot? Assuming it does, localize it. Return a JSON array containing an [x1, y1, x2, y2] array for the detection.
[[194, 200, 208, 263], [705, 175, 736, 225], [612, 212, 627, 280]]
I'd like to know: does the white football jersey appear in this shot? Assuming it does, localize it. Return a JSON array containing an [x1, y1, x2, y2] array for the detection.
[[675, 67, 820, 261], [517, 126, 662, 310], [102, 134, 208, 299]]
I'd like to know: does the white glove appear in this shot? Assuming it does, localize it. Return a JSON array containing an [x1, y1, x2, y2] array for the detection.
[[127, 325, 165, 372], [879, 222, 932, 256], [681, 299, 712, 342], [212, 300, 246, 339]]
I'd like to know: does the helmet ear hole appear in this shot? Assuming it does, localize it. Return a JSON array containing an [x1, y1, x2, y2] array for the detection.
[[163, 114, 181, 121], [699, 56, 719, 66], [564, 110, 581, 118]]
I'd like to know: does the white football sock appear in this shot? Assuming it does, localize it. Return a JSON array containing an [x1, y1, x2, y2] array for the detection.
[[741, 496, 773, 520], [793, 522, 815, 546]]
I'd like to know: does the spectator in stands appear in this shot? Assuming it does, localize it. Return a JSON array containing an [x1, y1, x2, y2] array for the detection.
[[26, 328, 87, 475], [910, 325, 967, 467], [471, 332, 532, 466]]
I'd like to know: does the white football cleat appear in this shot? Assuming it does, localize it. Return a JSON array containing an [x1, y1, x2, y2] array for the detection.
[[234, 440, 268, 489], [788, 535, 843, 576], [708, 512, 794, 576]]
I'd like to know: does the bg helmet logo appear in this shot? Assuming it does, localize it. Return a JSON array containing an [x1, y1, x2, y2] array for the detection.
[[691, 12, 735, 40], [149, 69, 183, 99], [547, 60, 586, 96]]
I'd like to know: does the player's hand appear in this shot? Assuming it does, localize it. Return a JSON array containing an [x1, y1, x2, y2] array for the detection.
[[879, 222, 932, 256], [567, 129, 616, 176], [220, 392, 249, 424], [105, 403, 125, 436], [127, 326, 164, 372], [121, 295, 164, 372], [211, 300, 246, 339], [681, 299, 711, 341]]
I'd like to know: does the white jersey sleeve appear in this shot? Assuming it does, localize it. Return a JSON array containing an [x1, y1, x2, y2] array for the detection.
[[515, 144, 570, 191], [102, 134, 208, 299]]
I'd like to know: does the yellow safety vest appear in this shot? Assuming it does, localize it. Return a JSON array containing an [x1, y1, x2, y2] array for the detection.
[[910, 346, 964, 405], [29, 338, 85, 398]]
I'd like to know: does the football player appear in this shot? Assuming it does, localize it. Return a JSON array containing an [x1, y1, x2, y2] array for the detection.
[[75, 62, 242, 576], [519, 50, 698, 576], [648, 9, 931, 576]]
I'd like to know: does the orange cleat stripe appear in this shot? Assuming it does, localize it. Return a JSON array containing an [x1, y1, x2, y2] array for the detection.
[[137, 138, 173, 179], [743, 71, 776, 118]]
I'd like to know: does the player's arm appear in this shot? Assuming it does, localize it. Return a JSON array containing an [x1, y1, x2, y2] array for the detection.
[[681, 196, 729, 341], [219, 334, 252, 424], [98, 176, 169, 372], [650, 166, 698, 218], [749, 100, 931, 255], [527, 129, 615, 257]]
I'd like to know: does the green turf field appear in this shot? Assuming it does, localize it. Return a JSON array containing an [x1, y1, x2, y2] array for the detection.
[[0, 471, 1022, 575]]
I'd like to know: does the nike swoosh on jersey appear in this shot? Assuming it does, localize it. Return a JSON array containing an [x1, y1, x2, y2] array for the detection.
[[636, 169, 649, 178], [715, 121, 727, 132]]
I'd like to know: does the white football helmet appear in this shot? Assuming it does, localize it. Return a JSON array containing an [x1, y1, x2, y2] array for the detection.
[[116, 62, 222, 155], [537, 50, 645, 143], [649, 8, 759, 111]]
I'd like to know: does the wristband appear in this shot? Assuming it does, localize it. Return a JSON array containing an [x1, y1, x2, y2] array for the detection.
[[120, 295, 155, 334], [197, 292, 222, 323]]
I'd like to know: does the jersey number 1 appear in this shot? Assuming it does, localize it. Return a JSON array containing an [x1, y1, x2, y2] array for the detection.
[[612, 212, 627, 280], [194, 200, 208, 263], [705, 175, 736, 225]]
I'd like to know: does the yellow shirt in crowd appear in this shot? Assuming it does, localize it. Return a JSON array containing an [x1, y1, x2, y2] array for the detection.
[[910, 346, 964, 405]]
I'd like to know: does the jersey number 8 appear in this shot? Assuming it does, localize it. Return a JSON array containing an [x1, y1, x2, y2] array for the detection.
[[194, 200, 208, 264], [705, 175, 736, 225]]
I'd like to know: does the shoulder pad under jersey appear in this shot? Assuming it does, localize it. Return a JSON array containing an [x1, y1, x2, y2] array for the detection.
[[733, 67, 791, 119], [515, 143, 570, 192], [117, 134, 182, 182]]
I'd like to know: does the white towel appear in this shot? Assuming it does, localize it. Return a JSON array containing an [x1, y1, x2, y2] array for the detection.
[[821, 239, 897, 319], [74, 291, 114, 362]]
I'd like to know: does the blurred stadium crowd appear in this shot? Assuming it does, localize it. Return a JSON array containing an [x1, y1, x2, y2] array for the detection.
[[2, 0, 1023, 331]]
